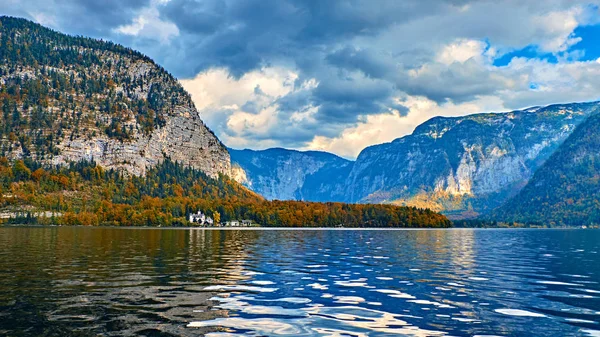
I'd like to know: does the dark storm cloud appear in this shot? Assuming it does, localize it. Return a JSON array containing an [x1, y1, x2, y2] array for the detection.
[[277, 90, 313, 113], [398, 60, 514, 103], [311, 76, 395, 122], [325, 47, 395, 79], [158, 0, 470, 77], [160, 0, 226, 34], [159, 0, 307, 77]]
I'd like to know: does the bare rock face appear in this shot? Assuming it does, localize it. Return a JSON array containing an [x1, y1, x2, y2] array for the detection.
[[229, 148, 352, 201], [146, 114, 230, 178], [52, 110, 230, 178], [0, 17, 230, 178]]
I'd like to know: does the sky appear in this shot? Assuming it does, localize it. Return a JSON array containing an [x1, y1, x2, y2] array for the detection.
[[3, 0, 600, 159]]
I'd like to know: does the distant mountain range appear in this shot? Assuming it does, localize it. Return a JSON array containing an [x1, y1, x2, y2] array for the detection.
[[229, 148, 352, 202], [232, 102, 600, 222]]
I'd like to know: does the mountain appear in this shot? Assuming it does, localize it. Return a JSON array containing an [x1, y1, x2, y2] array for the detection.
[[492, 113, 600, 226], [0, 16, 229, 177], [229, 148, 352, 201], [345, 102, 600, 217], [230, 102, 600, 218], [0, 17, 453, 229]]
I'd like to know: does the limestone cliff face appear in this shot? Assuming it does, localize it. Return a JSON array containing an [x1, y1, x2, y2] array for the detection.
[[0, 17, 230, 177], [229, 148, 351, 201], [51, 110, 230, 177], [345, 102, 600, 216]]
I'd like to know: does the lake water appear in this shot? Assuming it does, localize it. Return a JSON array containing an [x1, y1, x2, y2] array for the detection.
[[0, 227, 599, 336]]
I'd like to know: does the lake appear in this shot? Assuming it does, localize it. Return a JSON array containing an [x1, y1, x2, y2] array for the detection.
[[0, 227, 598, 336]]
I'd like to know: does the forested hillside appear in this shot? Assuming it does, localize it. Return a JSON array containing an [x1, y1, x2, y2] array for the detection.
[[492, 113, 600, 226], [0, 16, 230, 177], [0, 158, 451, 228]]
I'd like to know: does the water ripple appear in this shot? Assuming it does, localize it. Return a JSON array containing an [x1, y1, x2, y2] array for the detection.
[[0, 227, 599, 336]]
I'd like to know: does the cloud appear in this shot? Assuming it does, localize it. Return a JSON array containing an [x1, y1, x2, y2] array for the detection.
[[180, 67, 323, 149], [305, 95, 505, 158], [436, 39, 491, 65], [3, 0, 600, 158], [115, 5, 179, 43], [497, 56, 600, 108], [1, 0, 150, 37], [325, 47, 395, 79]]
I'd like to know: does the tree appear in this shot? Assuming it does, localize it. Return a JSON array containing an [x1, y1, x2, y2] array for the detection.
[[12, 160, 31, 181], [31, 168, 45, 182]]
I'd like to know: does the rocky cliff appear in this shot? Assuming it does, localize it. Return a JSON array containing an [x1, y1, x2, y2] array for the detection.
[[0, 16, 229, 177], [229, 148, 352, 201]]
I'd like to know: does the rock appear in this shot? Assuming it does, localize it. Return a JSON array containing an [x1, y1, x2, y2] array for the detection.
[[229, 148, 352, 201]]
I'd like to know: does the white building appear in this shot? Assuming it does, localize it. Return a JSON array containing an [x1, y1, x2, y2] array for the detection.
[[189, 211, 205, 223], [189, 211, 214, 226]]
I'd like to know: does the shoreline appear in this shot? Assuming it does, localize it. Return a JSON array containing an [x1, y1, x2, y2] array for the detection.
[[0, 225, 590, 230]]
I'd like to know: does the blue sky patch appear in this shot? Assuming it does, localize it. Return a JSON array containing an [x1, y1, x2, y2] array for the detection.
[[493, 46, 558, 67], [572, 24, 600, 62]]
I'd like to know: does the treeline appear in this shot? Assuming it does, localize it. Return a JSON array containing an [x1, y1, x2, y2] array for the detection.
[[0, 158, 451, 228]]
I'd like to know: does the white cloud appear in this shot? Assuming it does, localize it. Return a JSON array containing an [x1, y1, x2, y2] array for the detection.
[[181, 67, 297, 110], [498, 57, 600, 108], [179, 66, 300, 129], [225, 105, 281, 147], [305, 95, 505, 158], [114, 6, 179, 43], [436, 39, 489, 65], [531, 7, 583, 53]]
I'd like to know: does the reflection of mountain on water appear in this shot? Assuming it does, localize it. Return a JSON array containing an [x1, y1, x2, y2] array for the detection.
[[0, 227, 255, 336]]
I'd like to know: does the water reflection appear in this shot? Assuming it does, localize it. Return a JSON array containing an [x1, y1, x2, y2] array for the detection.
[[0, 227, 598, 336]]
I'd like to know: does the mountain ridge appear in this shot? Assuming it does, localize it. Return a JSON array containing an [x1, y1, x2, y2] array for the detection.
[[229, 147, 352, 201], [232, 101, 600, 219]]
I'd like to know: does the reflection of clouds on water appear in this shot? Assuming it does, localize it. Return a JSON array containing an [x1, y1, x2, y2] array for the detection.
[[190, 317, 305, 335], [190, 305, 447, 336], [495, 308, 547, 317], [184, 229, 600, 336]]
